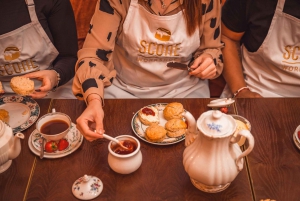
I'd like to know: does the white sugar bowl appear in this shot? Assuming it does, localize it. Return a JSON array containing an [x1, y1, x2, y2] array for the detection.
[[107, 135, 142, 174]]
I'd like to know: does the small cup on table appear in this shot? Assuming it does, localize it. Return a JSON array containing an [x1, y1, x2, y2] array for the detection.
[[36, 108, 71, 142]]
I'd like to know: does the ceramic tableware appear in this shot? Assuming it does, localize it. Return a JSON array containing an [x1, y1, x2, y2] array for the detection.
[[182, 110, 254, 193], [108, 135, 142, 174], [0, 120, 24, 173], [72, 174, 103, 200], [36, 108, 71, 141]]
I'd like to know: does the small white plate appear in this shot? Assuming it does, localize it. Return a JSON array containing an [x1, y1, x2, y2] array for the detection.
[[131, 103, 185, 145], [28, 122, 83, 158], [0, 96, 40, 133], [207, 98, 235, 108]]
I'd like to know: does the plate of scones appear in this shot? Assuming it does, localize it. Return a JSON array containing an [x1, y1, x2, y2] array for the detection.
[[131, 102, 187, 145]]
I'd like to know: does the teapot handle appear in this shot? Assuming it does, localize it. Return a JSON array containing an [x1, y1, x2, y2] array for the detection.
[[235, 130, 254, 171]]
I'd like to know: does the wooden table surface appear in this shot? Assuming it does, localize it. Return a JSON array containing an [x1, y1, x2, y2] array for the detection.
[[1, 98, 299, 201], [235, 98, 300, 201], [0, 99, 51, 201]]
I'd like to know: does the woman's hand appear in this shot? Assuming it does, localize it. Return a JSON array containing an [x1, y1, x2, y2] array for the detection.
[[189, 53, 217, 79], [76, 96, 105, 142], [22, 70, 58, 99]]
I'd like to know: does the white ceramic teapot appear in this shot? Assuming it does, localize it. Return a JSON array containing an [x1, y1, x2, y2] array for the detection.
[[0, 120, 24, 173], [182, 110, 254, 193]]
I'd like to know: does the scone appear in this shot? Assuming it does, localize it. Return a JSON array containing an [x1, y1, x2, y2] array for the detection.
[[163, 102, 184, 120], [10, 76, 34, 95], [235, 119, 250, 146], [145, 124, 167, 142], [138, 106, 159, 126], [0, 109, 9, 124], [165, 118, 187, 138], [0, 81, 4, 94]]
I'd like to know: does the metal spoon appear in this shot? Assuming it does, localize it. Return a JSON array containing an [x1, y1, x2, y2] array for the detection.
[[103, 134, 129, 150], [40, 136, 45, 159]]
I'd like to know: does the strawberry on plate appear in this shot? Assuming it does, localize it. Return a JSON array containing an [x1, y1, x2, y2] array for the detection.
[[45, 141, 58, 153], [58, 138, 69, 151], [220, 107, 228, 114]]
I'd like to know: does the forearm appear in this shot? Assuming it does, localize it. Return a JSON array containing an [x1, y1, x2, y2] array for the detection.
[[221, 34, 247, 93], [52, 56, 77, 86]]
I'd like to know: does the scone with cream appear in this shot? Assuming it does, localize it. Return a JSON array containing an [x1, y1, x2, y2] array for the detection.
[[0, 109, 9, 124], [145, 124, 167, 142], [163, 102, 184, 120], [10, 76, 34, 95], [165, 118, 187, 138], [138, 106, 159, 126]]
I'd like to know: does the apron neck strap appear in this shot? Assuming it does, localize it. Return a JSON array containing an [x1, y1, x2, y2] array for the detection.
[[25, 0, 39, 23], [276, 0, 285, 12]]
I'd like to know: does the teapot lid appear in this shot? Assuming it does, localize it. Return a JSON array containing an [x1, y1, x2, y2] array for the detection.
[[197, 110, 236, 137], [72, 174, 103, 200]]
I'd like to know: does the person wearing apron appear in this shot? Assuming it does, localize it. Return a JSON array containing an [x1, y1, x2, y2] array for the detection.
[[73, 0, 224, 141], [0, 0, 78, 99], [220, 0, 300, 98]]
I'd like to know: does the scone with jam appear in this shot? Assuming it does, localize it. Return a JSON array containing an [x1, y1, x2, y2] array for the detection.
[[138, 106, 159, 126]]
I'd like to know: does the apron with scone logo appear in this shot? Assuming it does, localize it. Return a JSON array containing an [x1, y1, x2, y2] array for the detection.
[[241, 0, 300, 97], [0, 0, 59, 94], [104, 0, 209, 98]]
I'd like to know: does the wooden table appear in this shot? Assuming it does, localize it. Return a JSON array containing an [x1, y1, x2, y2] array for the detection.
[[235, 98, 300, 201], [1, 98, 299, 200], [0, 99, 51, 201]]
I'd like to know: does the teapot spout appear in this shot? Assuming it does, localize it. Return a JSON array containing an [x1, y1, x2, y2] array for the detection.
[[182, 111, 199, 146], [8, 133, 24, 160]]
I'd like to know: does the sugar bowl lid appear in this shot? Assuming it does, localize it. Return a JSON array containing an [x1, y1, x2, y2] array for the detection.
[[72, 175, 103, 200], [197, 110, 236, 137]]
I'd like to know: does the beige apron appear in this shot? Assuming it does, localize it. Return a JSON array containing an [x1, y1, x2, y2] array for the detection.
[[0, 0, 74, 99], [222, 0, 300, 97], [104, 0, 209, 98]]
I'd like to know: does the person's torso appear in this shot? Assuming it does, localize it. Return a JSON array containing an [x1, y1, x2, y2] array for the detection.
[[241, 0, 300, 97], [110, 0, 207, 98], [0, 0, 58, 92]]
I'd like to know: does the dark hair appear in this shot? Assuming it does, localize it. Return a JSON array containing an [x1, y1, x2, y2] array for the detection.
[[181, 0, 202, 36]]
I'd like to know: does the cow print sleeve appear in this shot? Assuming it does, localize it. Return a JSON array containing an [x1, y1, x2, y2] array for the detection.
[[72, 0, 130, 102], [194, 0, 224, 78]]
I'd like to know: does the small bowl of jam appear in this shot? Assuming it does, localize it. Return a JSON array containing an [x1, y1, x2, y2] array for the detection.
[[108, 135, 142, 174]]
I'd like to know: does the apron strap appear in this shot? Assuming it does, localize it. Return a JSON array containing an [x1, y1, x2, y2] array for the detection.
[[276, 0, 285, 12], [25, 0, 39, 23]]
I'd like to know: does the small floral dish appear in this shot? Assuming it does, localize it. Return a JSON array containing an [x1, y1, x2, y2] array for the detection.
[[72, 175, 103, 200], [131, 103, 186, 145], [207, 98, 235, 108], [28, 122, 83, 158], [0, 96, 40, 133]]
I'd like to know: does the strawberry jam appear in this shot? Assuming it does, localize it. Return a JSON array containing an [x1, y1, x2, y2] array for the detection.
[[142, 107, 155, 116], [112, 140, 137, 155]]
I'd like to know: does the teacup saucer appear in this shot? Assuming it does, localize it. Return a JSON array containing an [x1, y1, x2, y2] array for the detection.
[[28, 122, 83, 159], [207, 98, 235, 108]]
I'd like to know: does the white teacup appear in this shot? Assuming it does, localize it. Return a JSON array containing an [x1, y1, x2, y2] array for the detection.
[[36, 109, 71, 141]]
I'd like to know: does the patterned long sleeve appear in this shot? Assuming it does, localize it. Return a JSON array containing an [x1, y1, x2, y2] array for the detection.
[[72, 0, 127, 102], [194, 0, 224, 78]]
